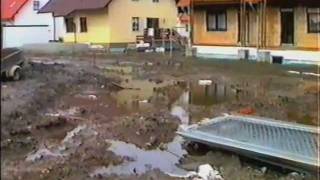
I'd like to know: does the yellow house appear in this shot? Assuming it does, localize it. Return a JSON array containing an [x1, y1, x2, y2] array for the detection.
[[191, 0, 320, 50], [40, 0, 178, 46]]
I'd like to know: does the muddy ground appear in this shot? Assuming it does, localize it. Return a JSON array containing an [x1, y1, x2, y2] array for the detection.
[[1, 52, 319, 180]]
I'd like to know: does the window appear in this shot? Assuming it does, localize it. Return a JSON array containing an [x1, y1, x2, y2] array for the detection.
[[65, 17, 75, 33], [153, 0, 159, 2], [80, 17, 87, 32], [307, 8, 320, 33], [132, 17, 139, 31], [206, 11, 227, 31], [33, 0, 40, 11]]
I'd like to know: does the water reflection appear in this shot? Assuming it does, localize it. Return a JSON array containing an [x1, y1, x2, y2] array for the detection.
[[189, 83, 234, 106], [91, 136, 188, 177]]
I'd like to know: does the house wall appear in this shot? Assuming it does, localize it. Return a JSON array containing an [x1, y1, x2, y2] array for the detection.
[[265, 7, 281, 47], [294, 7, 319, 49], [2, 0, 64, 48], [2, 26, 52, 48], [62, 0, 177, 45], [193, 8, 239, 46], [63, 9, 110, 44], [13, 0, 64, 39], [193, 5, 319, 49], [107, 0, 178, 44]]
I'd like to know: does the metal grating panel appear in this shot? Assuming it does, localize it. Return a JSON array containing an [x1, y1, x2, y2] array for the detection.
[[178, 115, 319, 170]]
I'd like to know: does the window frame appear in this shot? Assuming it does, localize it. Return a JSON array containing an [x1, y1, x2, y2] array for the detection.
[[307, 8, 320, 33], [80, 17, 88, 33], [33, 0, 40, 11], [132, 17, 140, 32], [65, 17, 75, 33], [206, 10, 227, 32]]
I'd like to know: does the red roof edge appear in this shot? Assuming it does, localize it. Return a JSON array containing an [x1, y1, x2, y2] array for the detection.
[[1, 0, 30, 21]]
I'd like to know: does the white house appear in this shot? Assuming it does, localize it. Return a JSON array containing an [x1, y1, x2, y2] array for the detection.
[[1, 0, 64, 48]]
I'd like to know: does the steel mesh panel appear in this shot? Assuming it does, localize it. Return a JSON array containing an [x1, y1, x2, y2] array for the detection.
[[178, 115, 319, 167], [197, 119, 318, 157]]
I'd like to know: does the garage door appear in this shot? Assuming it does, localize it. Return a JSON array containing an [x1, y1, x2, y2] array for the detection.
[[2, 25, 51, 48]]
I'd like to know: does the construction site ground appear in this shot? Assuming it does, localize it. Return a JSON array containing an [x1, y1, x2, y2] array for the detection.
[[1, 52, 319, 180]]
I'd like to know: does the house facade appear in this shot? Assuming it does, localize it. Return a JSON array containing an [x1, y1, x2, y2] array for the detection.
[[40, 0, 178, 46], [191, 0, 320, 64], [1, 0, 64, 48]]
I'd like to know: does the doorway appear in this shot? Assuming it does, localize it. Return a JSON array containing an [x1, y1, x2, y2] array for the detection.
[[146, 18, 159, 29], [281, 9, 294, 44]]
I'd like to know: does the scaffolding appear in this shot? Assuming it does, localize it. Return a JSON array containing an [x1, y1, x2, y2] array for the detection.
[[239, 0, 267, 48]]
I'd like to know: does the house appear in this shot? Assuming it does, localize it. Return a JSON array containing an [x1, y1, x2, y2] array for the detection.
[[190, 0, 320, 64], [1, 0, 64, 48], [39, 0, 179, 47]]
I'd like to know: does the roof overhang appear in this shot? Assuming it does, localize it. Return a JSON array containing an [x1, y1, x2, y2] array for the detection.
[[1, 0, 29, 21], [39, 0, 113, 17]]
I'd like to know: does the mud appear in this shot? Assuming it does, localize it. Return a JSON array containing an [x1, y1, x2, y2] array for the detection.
[[1, 53, 318, 179]]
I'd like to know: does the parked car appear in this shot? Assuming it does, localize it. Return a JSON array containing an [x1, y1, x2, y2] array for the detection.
[[1, 48, 25, 81]]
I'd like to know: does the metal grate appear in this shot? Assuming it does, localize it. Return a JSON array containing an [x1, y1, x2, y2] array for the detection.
[[178, 115, 319, 170]]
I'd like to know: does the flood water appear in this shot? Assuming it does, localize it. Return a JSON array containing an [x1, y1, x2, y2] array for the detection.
[[105, 65, 238, 111], [89, 65, 262, 177], [91, 67, 245, 177], [91, 136, 188, 177]]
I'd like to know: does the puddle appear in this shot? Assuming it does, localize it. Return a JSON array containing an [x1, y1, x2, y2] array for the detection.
[[26, 125, 97, 162], [104, 65, 134, 74], [44, 107, 79, 117], [91, 136, 188, 177], [188, 82, 236, 106], [105, 65, 239, 113], [26, 148, 63, 162], [170, 91, 190, 125], [111, 76, 175, 112]]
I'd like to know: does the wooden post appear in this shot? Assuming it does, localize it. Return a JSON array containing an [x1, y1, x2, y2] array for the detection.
[[73, 22, 77, 43], [170, 28, 173, 58], [162, 29, 165, 55], [256, 2, 260, 50], [243, 1, 248, 46], [240, 0, 243, 46], [263, 0, 267, 48]]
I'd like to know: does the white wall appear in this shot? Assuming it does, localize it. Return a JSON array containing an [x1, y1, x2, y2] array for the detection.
[[3, 26, 51, 48], [194, 45, 320, 65], [2, 0, 64, 47]]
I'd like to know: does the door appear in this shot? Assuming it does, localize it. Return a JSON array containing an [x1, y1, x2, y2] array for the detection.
[[281, 9, 294, 44], [147, 18, 159, 29]]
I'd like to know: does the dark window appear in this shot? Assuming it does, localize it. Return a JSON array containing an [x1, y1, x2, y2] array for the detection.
[[132, 17, 139, 31], [153, 0, 159, 2], [206, 11, 227, 31], [307, 8, 320, 33], [33, 0, 40, 11], [80, 17, 87, 32], [65, 18, 75, 33]]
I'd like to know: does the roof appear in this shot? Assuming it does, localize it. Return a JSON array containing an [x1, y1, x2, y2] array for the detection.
[[39, 0, 112, 16], [1, 0, 29, 21]]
